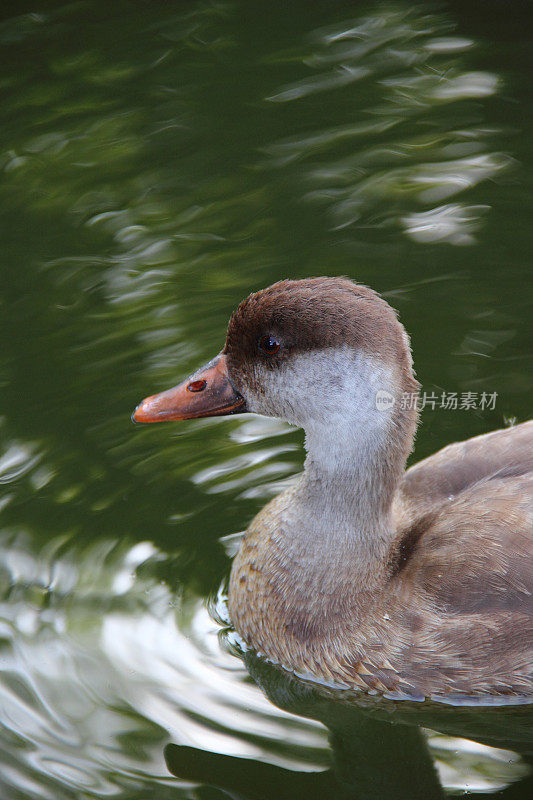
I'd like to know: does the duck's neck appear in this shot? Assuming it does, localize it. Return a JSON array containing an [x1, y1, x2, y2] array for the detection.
[[285, 377, 417, 594], [295, 429, 398, 583], [304, 418, 399, 516]]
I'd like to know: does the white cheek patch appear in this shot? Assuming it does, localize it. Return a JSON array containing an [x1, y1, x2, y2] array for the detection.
[[242, 347, 396, 434]]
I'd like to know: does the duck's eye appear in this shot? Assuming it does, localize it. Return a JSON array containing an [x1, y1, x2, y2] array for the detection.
[[259, 335, 281, 355]]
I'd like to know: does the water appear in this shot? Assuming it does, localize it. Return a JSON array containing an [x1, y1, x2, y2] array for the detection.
[[0, 1, 532, 797]]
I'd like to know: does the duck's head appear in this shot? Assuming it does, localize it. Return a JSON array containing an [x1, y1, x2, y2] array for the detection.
[[133, 278, 418, 471]]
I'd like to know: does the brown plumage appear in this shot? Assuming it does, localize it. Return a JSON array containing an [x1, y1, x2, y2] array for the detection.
[[134, 277, 533, 700]]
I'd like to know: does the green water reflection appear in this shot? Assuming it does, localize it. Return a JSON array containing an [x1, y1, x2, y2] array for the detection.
[[0, 1, 531, 797]]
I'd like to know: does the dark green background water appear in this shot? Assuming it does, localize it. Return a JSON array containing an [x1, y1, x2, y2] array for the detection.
[[0, 1, 532, 797]]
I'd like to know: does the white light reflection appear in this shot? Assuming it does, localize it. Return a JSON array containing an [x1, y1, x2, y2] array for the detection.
[[192, 444, 298, 495], [402, 204, 489, 245], [102, 603, 328, 767], [0, 442, 41, 484], [267, 66, 369, 103]]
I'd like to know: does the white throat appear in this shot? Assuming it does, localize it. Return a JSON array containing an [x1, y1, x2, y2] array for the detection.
[[302, 349, 395, 466], [299, 350, 400, 542]]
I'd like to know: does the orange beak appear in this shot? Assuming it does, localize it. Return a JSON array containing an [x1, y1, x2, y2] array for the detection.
[[132, 353, 246, 423]]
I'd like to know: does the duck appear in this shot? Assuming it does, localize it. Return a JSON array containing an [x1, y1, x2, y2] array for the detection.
[[133, 277, 533, 700]]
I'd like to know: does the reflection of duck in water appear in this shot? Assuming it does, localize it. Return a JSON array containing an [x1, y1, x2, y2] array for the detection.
[[134, 277, 533, 700], [165, 654, 533, 799]]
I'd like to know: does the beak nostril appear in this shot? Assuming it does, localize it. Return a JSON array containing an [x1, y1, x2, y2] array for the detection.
[[187, 379, 207, 393]]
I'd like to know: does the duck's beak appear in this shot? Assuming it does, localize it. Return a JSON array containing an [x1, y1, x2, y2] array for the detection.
[[132, 353, 247, 423]]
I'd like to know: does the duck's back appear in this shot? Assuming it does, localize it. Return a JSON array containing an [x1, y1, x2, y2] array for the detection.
[[389, 421, 533, 697], [395, 420, 533, 521]]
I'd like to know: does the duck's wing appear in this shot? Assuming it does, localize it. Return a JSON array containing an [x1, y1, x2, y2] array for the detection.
[[394, 420, 533, 524], [388, 471, 533, 696], [387, 422, 533, 697]]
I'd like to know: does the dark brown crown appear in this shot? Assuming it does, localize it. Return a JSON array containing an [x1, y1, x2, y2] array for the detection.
[[225, 277, 415, 380]]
